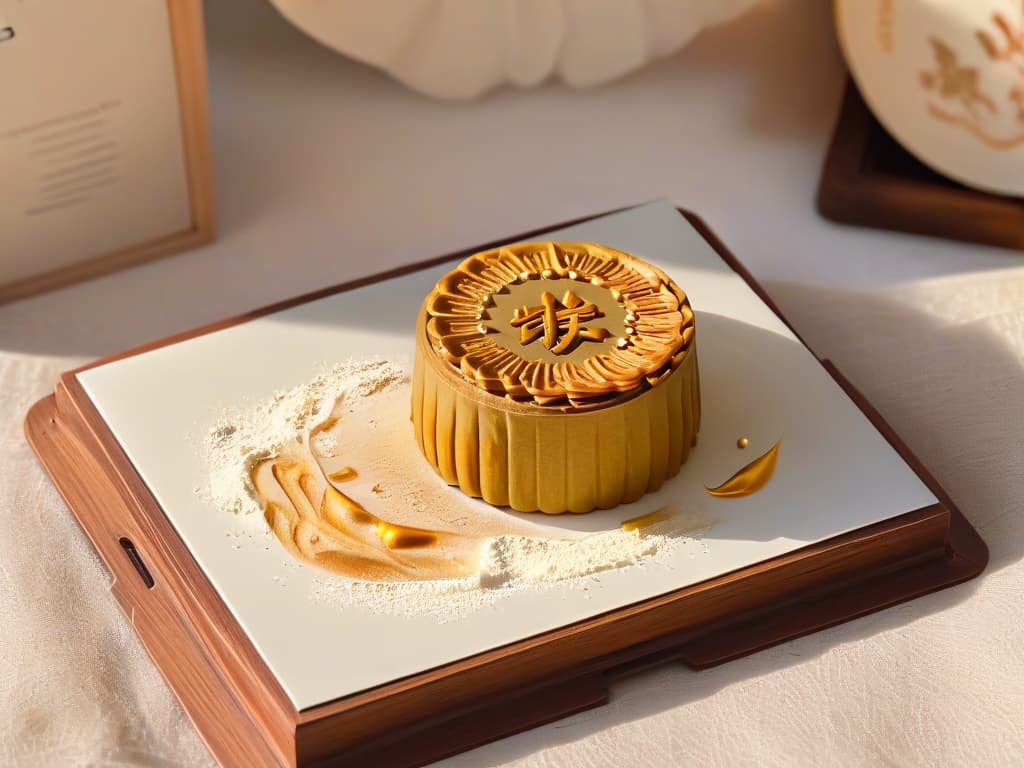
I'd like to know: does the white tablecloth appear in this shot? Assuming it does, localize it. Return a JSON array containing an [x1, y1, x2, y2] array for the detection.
[[2, 0, 1022, 765]]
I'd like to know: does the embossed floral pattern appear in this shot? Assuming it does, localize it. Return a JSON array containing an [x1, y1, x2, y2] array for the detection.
[[424, 242, 695, 408]]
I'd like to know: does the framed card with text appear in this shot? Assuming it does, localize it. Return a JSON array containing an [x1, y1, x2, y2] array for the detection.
[[0, 0, 214, 303]]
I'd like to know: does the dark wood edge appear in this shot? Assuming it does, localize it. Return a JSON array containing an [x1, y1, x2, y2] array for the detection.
[[816, 80, 872, 220], [816, 79, 1024, 249], [322, 673, 611, 768], [26, 205, 990, 767]]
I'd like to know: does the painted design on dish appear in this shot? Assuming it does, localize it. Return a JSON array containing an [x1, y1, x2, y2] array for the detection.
[[920, 2, 1024, 149], [875, 0, 895, 54]]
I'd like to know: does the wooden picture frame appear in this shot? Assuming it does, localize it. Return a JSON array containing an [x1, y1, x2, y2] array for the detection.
[[25, 208, 987, 768], [0, 0, 214, 304]]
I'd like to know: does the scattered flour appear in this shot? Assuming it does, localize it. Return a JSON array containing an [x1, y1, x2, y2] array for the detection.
[[312, 524, 702, 623], [200, 357, 710, 622], [200, 358, 405, 518], [310, 430, 338, 458], [478, 529, 665, 589]]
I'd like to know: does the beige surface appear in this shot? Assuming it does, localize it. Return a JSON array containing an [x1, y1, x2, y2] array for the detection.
[[1, 0, 1022, 765]]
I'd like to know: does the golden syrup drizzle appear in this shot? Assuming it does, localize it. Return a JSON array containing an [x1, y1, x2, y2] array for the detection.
[[736, 437, 749, 449], [375, 522, 438, 550], [620, 508, 671, 532], [705, 439, 781, 499], [249, 400, 699, 580], [253, 456, 476, 581]]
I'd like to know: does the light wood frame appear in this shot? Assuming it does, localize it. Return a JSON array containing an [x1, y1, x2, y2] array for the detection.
[[0, 0, 215, 304]]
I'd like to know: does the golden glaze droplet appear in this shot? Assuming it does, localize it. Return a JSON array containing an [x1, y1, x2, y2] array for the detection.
[[375, 522, 438, 550], [328, 466, 358, 483], [253, 457, 478, 580], [705, 439, 781, 498], [620, 508, 671, 532], [737, 437, 749, 449]]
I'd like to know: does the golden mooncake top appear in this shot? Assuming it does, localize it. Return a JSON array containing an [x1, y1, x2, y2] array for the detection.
[[423, 241, 695, 408]]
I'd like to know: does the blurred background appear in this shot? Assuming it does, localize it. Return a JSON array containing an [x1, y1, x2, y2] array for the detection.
[[3, 0, 1019, 357]]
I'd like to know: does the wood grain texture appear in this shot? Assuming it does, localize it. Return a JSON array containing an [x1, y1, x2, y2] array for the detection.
[[25, 393, 290, 766], [166, 0, 216, 241], [817, 79, 1024, 250], [25, 208, 988, 768], [0, 0, 215, 305]]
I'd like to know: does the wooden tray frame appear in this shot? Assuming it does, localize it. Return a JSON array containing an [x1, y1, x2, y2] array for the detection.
[[25, 208, 987, 767], [818, 79, 1024, 250], [0, 0, 215, 304]]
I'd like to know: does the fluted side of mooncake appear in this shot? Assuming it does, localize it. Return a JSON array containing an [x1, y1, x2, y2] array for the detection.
[[413, 330, 700, 514]]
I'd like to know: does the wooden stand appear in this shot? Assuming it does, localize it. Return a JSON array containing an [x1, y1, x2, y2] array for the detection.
[[25, 210, 987, 768], [818, 79, 1024, 250]]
